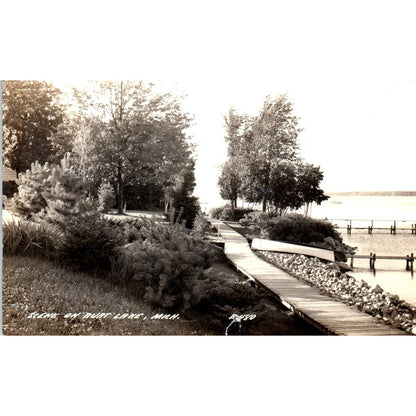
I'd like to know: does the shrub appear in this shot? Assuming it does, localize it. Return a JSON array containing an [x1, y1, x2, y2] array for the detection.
[[209, 205, 253, 221], [177, 195, 200, 228], [191, 213, 212, 237], [12, 161, 51, 218], [13, 155, 88, 224], [98, 182, 116, 213], [239, 210, 274, 226], [262, 213, 342, 245], [117, 223, 215, 310], [209, 206, 225, 219], [58, 212, 124, 272], [2, 180, 18, 198], [3, 220, 61, 260]]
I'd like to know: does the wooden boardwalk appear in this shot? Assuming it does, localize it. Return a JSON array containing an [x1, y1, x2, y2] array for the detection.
[[208, 218, 407, 336]]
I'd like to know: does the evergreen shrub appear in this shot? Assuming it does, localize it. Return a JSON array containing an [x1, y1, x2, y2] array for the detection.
[[13, 156, 88, 224], [118, 223, 215, 310]]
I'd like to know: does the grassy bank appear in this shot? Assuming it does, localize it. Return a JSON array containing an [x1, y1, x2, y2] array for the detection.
[[2, 256, 200, 335], [2, 255, 321, 335]]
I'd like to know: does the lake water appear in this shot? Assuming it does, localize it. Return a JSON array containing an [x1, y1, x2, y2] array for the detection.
[[310, 196, 416, 305]]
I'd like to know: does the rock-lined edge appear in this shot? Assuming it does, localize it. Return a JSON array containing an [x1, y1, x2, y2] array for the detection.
[[256, 251, 416, 334]]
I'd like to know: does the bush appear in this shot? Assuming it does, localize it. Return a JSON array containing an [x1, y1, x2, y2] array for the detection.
[[2, 180, 18, 198], [3, 220, 61, 260], [239, 210, 274, 226], [98, 182, 116, 213], [116, 223, 215, 310], [209, 205, 253, 221], [13, 156, 88, 224], [191, 213, 212, 237], [58, 212, 124, 272], [177, 195, 200, 228], [262, 213, 342, 245]]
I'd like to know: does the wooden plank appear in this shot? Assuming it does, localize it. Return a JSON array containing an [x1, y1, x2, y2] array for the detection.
[[207, 218, 407, 336]]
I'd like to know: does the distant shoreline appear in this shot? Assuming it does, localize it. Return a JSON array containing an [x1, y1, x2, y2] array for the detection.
[[328, 191, 416, 197]]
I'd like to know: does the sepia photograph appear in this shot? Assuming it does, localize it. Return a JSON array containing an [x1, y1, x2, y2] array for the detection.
[[3, 76, 416, 336], [1, 1, 416, 414]]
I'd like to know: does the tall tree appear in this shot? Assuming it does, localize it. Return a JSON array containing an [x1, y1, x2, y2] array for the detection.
[[218, 157, 244, 210], [2, 81, 65, 173], [72, 81, 193, 213], [241, 94, 302, 211], [296, 162, 328, 216]]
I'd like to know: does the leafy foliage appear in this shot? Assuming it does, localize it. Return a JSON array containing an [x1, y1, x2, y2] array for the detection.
[[209, 205, 254, 221], [71, 81, 194, 214], [2, 81, 65, 173], [260, 213, 342, 245], [98, 182, 116, 213], [191, 213, 213, 237], [220, 95, 327, 214], [2, 180, 18, 198], [166, 160, 200, 227]]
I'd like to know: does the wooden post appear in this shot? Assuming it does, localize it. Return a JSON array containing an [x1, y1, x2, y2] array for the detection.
[[347, 221, 352, 234], [412, 224, 416, 235], [391, 221, 396, 235], [175, 206, 184, 224], [368, 220, 373, 234], [407, 253, 414, 272], [369, 252, 376, 270], [350, 256, 354, 268]]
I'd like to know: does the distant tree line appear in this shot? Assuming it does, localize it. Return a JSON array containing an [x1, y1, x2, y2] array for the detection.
[[218, 94, 328, 215], [2, 81, 199, 225]]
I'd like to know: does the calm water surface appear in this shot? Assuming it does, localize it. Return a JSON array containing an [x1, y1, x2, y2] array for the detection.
[[311, 196, 416, 306]]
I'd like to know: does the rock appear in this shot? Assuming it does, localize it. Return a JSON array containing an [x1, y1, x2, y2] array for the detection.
[[324, 236, 337, 249], [334, 250, 347, 262], [369, 284, 383, 294], [412, 326, 416, 335], [336, 261, 353, 272]]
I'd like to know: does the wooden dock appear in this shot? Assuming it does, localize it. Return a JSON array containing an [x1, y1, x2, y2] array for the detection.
[[325, 219, 416, 235], [208, 218, 407, 336]]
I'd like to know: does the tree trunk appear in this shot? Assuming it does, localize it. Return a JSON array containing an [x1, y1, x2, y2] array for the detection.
[[117, 162, 124, 214], [262, 196, 267, 212]]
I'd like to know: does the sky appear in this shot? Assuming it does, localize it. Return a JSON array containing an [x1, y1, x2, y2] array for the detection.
[[180, 78, 416, 207], [3, 1, 416, 210]]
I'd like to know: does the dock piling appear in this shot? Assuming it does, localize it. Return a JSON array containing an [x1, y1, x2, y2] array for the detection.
[[406, 253, 414, 272]]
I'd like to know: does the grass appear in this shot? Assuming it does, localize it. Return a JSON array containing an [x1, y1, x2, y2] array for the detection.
[[2, 256, 202, 335], [2, 255, 321, 335]]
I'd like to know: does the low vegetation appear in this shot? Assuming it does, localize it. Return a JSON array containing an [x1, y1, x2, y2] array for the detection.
[[209, 205, 254, 222]]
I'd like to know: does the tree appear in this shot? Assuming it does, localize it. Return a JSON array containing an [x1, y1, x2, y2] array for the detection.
[[2, 81, 65, 173], [296, 162, 328, 216], [269, 160, 302, 215], [220, 95, 328, 216], [218, 157, 244, 210], [240, 94, 302, 211], [72, 81, 193, 214], [165, 159, 200, 227]]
